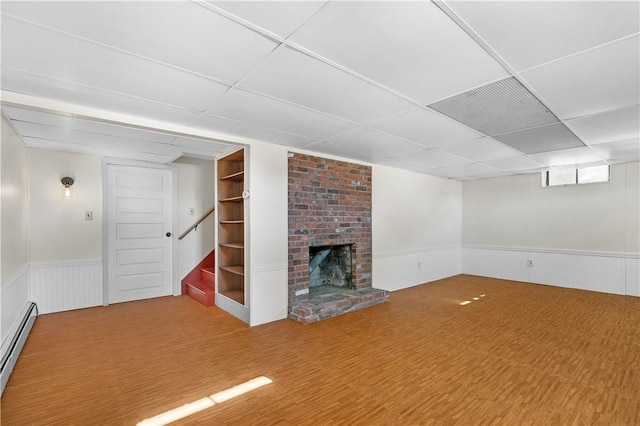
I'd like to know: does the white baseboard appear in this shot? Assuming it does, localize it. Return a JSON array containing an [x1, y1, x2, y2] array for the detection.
[[462, 245, 639, 296], [0, 302, 37, 395], [29, 259, 103, 314], [373, 245, 461, 291], [215, 293, 249, 324]]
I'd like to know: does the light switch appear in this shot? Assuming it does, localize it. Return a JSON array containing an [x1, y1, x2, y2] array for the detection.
[[189, 207, 195, 215], [85, 211, 93, 220]]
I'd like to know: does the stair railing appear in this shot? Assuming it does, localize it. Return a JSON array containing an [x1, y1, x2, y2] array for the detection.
[[178, 207, 215, 240]]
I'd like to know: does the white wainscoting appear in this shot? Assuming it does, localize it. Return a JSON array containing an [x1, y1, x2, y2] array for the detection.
[[462, 245, 639, 297], [626, 258, 640, 297], [373, 245, 462, 292], [29, 259, 103, 314], [1, 265, 29, 347]]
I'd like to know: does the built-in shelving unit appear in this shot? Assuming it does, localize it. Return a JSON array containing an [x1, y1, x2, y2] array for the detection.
[[217, 148, 246, 307]]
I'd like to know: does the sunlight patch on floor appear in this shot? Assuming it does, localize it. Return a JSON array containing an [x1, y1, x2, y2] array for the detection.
[[137, 376, 272, 426], [459, 294, 487, 306]]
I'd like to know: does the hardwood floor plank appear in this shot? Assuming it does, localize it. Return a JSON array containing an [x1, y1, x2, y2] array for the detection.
[[2, 275, 639, 425]]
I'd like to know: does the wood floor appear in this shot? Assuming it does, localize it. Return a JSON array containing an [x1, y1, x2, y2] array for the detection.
[[2, 275, 639, 425]]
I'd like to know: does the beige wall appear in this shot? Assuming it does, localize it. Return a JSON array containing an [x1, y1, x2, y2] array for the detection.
[[463, 162, 640, 253], [373, 165, 462, 253], [1, 115, 29, 281], [372, 165, 462, 291], [29, 149, 102, 262], [174, 156, 215, 280], [625, 162, 640, 253]]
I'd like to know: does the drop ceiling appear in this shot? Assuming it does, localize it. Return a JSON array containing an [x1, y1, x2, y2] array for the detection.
[[1, 1, 638, 180]]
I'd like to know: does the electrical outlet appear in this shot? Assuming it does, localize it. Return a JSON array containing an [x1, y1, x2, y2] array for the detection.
[[528, 259, 534, 267], [85, 211, 93, 220]]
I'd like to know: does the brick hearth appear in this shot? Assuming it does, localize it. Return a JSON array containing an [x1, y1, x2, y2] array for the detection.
[[288, 153, 389, 323]]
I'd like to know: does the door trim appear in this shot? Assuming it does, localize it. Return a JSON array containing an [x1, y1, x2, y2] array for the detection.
[[102, 158, 179, 305]]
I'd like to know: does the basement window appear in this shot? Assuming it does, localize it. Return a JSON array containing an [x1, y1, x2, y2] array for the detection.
[[542, 165, 610, 187]]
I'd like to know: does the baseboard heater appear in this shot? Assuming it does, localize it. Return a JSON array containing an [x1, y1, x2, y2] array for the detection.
[[0, 302, 38, 395]]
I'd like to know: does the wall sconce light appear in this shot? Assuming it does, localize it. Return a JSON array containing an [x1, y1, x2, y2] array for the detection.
[[61, 176, 74, 198]]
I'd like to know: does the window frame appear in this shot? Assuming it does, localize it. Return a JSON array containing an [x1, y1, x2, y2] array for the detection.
[[542, 165, 610, 188]]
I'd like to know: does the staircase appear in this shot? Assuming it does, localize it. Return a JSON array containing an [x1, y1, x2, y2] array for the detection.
[[182, 251, 215, 307]]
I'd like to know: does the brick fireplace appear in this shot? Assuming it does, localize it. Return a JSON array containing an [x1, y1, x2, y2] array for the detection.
[[288, 153, 389, 323]]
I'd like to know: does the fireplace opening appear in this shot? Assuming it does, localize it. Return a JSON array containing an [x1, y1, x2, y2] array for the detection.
[[309, 244, 354, 290]]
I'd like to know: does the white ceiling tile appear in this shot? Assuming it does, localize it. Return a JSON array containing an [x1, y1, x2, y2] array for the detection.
[[591, 138, 640, 163], [2, 106, 77, 129], [442, 137, 521, 161], [324, 127, 424, 162], [153, 154, 182, 164], [289, 1, 507, 103], [531, 147, 605, 167], [194, 114, 313, 148], [23, 137, 158, 162], [11, 121, 168, 154], [301, 141, 366, 162], [374, 157, 435, 174], [1, 68, 205, 125], [522, 35, 640, 119], [2, 17, 229, 111], [171, 137, 232, 154], [484, 155, 545, 171], [447, 1, 640, 71], [429, 162, 503, 179], [370, 107, 482, 148], [156, 145, 223, 162], [394, 149, 471, 169], [2, 1, 278, 84], [211, 1, 326, 38], [421, 168, 457, 179], [3, 106, 176, 144], [204, 89, 355, 140], [568, 105, 640, 145], [463, 170, 509, 180], [239, 46, 414, 124]]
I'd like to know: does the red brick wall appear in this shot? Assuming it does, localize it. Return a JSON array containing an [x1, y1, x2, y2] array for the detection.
[[288, 153, 372, 306]]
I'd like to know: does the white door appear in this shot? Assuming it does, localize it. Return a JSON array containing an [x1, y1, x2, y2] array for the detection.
[[107, 164, 173, 304]]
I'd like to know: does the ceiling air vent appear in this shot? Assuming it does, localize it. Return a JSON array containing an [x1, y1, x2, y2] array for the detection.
[[427, 77, 560, 136], [493, 122, 585, 154]]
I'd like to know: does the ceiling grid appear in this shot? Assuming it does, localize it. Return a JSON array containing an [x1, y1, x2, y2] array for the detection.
[[0, 0, 637, 179]]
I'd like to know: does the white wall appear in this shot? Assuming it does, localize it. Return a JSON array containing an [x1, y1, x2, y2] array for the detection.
[[247, 143, 288, 326], [462, 162, 640, 296], [1, 115, 30, 346], [29, 150, 103, 262], [28, 149, 103, 313], [372, 165, 462, 291], [174, 157, 215, 281]]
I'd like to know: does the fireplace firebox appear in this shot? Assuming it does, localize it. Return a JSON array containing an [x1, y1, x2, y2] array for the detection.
[[309, 244, 354, 289]]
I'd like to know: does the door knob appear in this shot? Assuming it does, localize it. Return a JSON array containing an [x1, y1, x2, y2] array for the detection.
[[166, 232, 172, 237]]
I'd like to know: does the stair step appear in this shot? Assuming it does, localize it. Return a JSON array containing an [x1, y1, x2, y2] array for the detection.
[[201, 267, 215, 285], [185, 280, 214, 307]]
